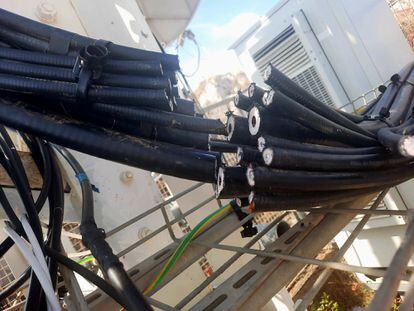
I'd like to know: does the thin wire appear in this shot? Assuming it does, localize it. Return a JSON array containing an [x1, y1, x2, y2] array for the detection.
[[20, 215, 50, 278], [144, 203, 232, 295], [77, 255, 95, 265], [4, 224, 60, 311]]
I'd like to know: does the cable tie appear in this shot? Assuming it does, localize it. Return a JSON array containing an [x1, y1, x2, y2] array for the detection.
[[75, 172, 88, 183], [74, 44, 109, 103]]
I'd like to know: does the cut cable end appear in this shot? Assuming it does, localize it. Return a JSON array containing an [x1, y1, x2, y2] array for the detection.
[[399, 135, 414, 157], [248, 106, 260, 136], [262, 148, 273, 166], [246, 165, 255, 187], [257, 136, 266, 152]]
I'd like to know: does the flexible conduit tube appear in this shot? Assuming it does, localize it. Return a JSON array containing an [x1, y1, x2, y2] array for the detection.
[[0, 73, 172, 111], [92, 102, 226, 134], [208, 139, 239, 153], [0, 27, 48, 52], [0, 100, 217, 182], [0, 8, 179, 69], [0, 59, 171, 91], [247, 83, 266, 104], [174, 98, 195, 116], [237, 146, 264, 165], [0, 46, 164, 76]]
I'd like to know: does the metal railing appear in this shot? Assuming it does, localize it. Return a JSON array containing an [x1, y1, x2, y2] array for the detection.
[[52, 180, 414, 311]]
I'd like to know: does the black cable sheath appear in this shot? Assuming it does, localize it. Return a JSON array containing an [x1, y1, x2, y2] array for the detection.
[[92, 102, 226, 134], [0, 8, 179, 70], [263, 64, 376, 137], [44, 247, 127, 308], [263, 146, 409, 171], [258, 135, 383, 154], [54, 146, 152, 311], [263, 90, 378, 146]]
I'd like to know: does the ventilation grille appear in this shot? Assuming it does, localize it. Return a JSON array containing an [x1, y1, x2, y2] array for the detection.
[[253, 26, 335, 107]]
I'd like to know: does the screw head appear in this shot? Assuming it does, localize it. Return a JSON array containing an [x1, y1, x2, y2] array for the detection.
[[120, 170, 134, 183]]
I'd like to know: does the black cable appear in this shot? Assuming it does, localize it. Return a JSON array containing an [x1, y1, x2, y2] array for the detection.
[[46, 150, 64, 290], [262, 90, 378, 146], [0, 128, 45, 311], [258, 135, 383, 154], [262, 146, 408, 171], [54, 146, 152, 311], [263, 64, 376, 138], [0, 100, 217, 182], [92, 102, 226, 135], [44, 247, 126, 308], [0, 8, 179, 70]]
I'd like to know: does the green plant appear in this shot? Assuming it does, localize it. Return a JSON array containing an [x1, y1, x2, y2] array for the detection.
[[311, 292, 340, 311]]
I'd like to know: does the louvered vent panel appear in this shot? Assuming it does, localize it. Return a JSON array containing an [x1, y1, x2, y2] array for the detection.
[[253, 25, 335, 107]]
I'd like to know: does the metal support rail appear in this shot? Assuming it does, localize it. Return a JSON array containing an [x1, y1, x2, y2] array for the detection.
[[296, 189, 389, 310], [71, 181, 414, 310], [105, 182, 204, 238]]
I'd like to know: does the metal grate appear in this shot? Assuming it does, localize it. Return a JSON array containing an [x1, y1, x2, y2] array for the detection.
[[253, 26, 335, 107], [62, 222, 87, 253], [0, 257, 26, 309], [291, 67, 335, 107]]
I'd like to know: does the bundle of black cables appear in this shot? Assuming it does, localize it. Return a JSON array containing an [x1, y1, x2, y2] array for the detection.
[[0, 133, 151, 310], [1, 7, 414, 311], [0, 8, 231, 311], [215, 62, 414, 213], [0, 8, 227, 184]]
